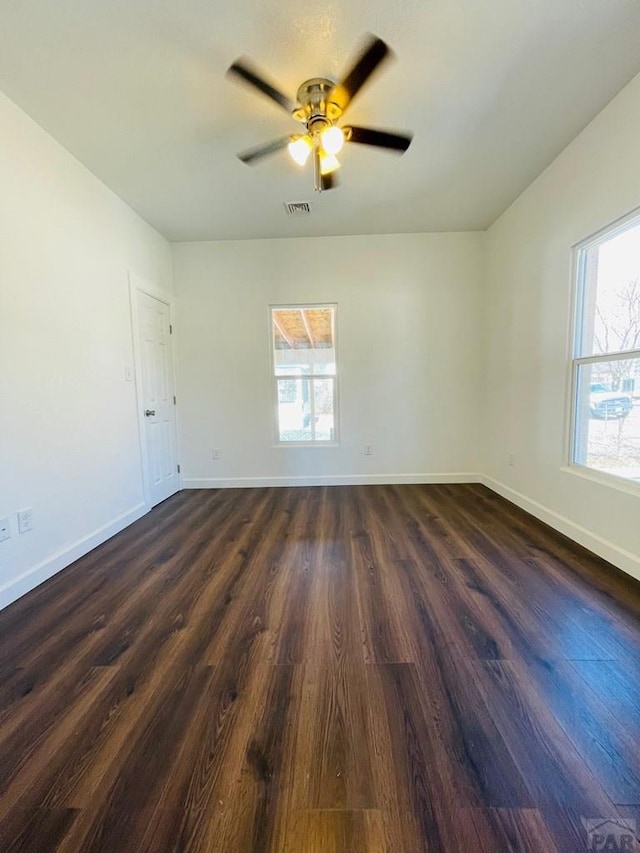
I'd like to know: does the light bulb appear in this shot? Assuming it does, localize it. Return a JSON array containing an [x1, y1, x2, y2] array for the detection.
[[321, 126, 345, 155], [288, 135, 313, 166], [319, 150, 340, 176]]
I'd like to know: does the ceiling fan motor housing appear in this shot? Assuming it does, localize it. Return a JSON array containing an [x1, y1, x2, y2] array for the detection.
[[293, 78, 342, 132]]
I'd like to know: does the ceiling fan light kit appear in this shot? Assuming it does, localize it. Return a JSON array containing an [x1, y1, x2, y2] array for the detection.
[[288, 135, 313, 166], [319, 150, 340, 175], [228, 35, 413, 193], [321, 126, 345, 156]]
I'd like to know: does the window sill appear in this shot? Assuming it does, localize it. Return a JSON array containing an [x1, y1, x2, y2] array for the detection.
[[274, 441, 340, 449], [562, 463, 640, 498], [273, 441, 340, 450]]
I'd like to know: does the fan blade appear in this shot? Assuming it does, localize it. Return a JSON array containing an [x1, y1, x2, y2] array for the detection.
[[328, 35, 391, 114], [227, 59, 295, 114], [238, 136, 292, 165], [320, 171, 339, 191], [344, 126, 413, 153]]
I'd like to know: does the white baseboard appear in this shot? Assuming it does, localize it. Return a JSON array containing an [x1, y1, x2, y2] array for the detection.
[[0, 502, 148, 611], [481, 475, 640, 583], [182, 472, 483, 489]]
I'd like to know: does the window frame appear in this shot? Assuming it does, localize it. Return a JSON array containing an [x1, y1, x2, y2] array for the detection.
[[269, 302, 340, 447], [568, 207, 640, 490]]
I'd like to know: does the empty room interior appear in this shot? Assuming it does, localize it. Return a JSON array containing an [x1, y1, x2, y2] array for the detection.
[[2, 1, 640, 851]]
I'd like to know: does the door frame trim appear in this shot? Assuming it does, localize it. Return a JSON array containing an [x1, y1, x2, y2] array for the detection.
[[128, 270, 181, 508]]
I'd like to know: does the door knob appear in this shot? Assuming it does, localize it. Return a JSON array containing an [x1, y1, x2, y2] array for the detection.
[[145, 409, 156, 417]]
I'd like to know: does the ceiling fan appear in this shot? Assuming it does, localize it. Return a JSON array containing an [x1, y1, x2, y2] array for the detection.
[[227, 34, 413, 192]]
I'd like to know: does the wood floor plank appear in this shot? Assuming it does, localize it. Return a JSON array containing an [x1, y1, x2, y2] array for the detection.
[[282, 809, 387, 853], [0, 484, 639, 852], [570, 659, 640, 732], [349, 488, 418, 664], [273, 490, 322, 666], [457, 807, 559, 853], [466, 658, 617, 849], [364, 661, 459, 852], [292, 663, 376, 811], [0, 665, 119, 820], [193, 663, 302, 853], [0, 807, 79, 853], [518, 655, 640, 806], [56, 665, 217, 852]]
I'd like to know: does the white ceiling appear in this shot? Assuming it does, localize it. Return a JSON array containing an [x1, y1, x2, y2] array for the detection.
[[1, 0, 640, 242]]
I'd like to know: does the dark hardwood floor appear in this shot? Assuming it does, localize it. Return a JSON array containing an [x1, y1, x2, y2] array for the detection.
[[1, 484, 639, 852]]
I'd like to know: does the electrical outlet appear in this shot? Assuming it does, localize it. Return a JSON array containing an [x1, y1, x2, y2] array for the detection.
[[17, 508, 33, 534], [211, 448, 221, 460], [0, 517, 10, 543], [364, 444, 373, 456]]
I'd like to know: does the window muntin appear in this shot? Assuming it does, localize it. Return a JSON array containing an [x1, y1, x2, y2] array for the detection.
[[571, 213, 640, 483], [271, 305, 337, 443]]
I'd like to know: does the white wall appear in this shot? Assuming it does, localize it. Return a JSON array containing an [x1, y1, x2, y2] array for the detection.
[[0, 92, 173, 608], [172, 232, 484, 487], [484, 71, 640, 581]]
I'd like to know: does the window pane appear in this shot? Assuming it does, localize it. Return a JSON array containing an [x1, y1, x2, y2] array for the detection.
[[272, 306, 336, 375], [277, 377, 311, 442], [277, 378, 297, 403], [312, 377, 335, 441], [579, 218, 640, 357], [573, 358, 640, 481], [276, 376, 335, 442]]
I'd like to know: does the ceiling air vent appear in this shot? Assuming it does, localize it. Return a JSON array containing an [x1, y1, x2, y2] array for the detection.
[[284, 201, 311, 216]]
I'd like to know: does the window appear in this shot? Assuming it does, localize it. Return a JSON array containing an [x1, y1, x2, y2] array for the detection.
[[571, 211, 640, 484], [270, 304, 338, 444]]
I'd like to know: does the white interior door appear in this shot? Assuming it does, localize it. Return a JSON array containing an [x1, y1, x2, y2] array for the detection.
[[136, 290, 179, 507]]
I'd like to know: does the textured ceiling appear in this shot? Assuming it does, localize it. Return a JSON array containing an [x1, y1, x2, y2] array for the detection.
[[1, 0, 640, 241]]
